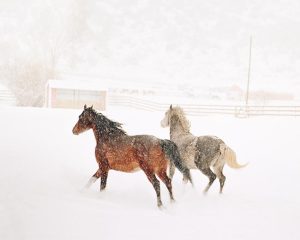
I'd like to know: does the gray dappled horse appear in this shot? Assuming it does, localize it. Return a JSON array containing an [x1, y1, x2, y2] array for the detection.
[[161, 105, 247, 193]]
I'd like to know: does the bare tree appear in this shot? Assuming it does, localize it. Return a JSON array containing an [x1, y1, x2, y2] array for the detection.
[[0, 0, 91, 106]]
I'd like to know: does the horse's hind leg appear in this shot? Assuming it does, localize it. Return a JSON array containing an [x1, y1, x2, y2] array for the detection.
[[202, 168, 216, 193], [213, 165, 226, 194], [196, 163, 216, 193], [157, 170, 174, 201], [141, 168, 162, 207]]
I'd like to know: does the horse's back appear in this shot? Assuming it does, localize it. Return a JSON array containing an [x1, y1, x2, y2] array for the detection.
[[129, 134, 163, 150], [130, 134, 169, 169], [131, 134, 160, 143], [195, 136, 224, 165]]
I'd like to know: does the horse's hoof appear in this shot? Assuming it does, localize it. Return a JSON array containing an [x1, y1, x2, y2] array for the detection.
[[158, 204, 167, 211], [79, 187, 88, 193]]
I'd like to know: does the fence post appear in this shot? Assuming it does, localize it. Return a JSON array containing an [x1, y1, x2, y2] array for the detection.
[[245, 36, 253, 116]]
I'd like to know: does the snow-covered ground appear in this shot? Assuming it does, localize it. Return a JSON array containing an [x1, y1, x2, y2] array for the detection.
[[1, 106, 300, 240]]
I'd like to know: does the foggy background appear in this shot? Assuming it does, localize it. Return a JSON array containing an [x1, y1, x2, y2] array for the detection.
[[1, 2, 300, 239], [0, 0, 300, 107]]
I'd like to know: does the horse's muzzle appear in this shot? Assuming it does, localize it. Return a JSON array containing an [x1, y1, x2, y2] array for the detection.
[[72, 125, 79, 135], [160, 119, 168, 128]]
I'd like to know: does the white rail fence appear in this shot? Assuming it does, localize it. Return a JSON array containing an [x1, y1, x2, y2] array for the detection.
[[0, 89, 17, 106], [108, 95, 300, 117]]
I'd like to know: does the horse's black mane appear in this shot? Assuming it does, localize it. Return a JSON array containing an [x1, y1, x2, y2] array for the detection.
[[88, 108, 126, 137]]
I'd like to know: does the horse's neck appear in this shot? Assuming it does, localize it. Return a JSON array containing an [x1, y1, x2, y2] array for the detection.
[[92, 123, 124, 146], [170, 128, 195, 150], [170, 122, 191, 141], [91, 121, 107, 144], [92, 125, 103, 144]]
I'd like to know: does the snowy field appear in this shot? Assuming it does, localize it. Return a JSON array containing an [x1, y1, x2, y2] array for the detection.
[[1, 106, 300, 240]]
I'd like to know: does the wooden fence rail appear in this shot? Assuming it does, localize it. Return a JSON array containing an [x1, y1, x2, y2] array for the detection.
[[108, 95, 300, 117]]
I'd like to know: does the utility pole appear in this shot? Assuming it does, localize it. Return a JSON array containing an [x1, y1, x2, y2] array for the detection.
[[245, 36, 252, 108]]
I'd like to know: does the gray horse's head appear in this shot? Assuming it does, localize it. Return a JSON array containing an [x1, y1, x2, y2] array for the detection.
[[161, 105, 191, 132], [160, 105, 173, 128]]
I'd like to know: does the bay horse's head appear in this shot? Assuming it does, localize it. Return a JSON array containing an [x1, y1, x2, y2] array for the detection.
[[72, 105, 95, 135]]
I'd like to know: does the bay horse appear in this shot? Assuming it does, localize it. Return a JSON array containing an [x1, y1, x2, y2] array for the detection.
[[72, 105, 192, 207], [161, 105, 247, 194]]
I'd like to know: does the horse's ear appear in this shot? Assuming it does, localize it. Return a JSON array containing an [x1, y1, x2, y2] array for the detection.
[[84, 104, 87, 110], [170, 104, 173, 110], [91, 105, 93, 109]]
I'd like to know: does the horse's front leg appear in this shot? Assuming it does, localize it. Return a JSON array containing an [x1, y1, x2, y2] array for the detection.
[[99, 160, 110, 191], [100, 170, 108, 191], [95, 150, 110, 191], [84, 168, 109, 191], [84, 169, 101, 189]]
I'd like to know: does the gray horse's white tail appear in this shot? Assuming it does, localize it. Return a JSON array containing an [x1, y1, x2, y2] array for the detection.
[[221, 144, 247, 169]]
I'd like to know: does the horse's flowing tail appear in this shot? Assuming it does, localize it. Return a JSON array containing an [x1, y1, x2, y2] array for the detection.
[[222, 144, 248, 169], [161, 140, 193, 185]]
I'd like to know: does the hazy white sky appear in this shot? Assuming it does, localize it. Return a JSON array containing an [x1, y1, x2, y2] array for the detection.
[[1, 0, 300, 92]]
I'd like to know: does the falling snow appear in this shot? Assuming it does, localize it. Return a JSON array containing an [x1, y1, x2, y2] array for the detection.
[[0, 106, 300, 240]]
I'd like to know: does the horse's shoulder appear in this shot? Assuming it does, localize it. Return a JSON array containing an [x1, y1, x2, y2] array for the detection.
[[126, 135, 161, 148]]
